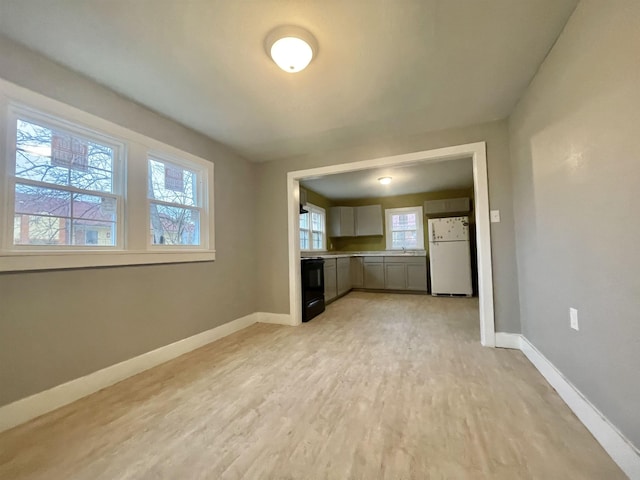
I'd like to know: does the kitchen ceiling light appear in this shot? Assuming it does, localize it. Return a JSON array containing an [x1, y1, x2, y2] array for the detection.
[[265, 26, 317, 73], [378, 176, 392, 185]]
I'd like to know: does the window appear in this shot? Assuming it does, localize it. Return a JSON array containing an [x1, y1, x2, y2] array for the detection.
[[10, 115, 122, 248], [0, 79, 215, 272], [385, 206, 425, 250], [148, 156, 203, 246], [300, 203, 326, 251]]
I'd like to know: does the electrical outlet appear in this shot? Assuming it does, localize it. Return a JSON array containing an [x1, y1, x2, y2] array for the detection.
[[570, 308, 579, 331], [490, 210, 501, 223]]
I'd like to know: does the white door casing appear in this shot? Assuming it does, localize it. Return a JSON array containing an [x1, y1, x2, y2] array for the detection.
[[287, 142, 496, 346]]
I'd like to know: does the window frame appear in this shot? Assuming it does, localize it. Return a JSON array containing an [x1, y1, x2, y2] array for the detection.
[[385, 206, 425, 250], [146, 152, 208, 250], [5, 104, 126, 252], [0, 78, 215, 272], [300, 203, 326, 252]]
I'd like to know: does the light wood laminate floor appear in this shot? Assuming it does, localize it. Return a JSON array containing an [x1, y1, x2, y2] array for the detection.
[[0, 292, 625, 479]]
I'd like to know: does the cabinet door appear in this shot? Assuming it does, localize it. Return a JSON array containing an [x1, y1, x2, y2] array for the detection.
[[329, 207, 342, 237], [406, 263, 428, 291], [337, 257, 351, 296], [445, 197, 470, 213], [340, 208, 355, 236], [384, 263, 407, 290], [355, 205, 383, 236], [323, 260, 337, 301], [363, 263, 384, 289], [329, 207, 355, 237], [424, 199, 447, 215], [350, 257, 364, 287]]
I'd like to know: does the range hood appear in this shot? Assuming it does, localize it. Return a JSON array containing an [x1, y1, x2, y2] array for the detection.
[[300, 187, 309, 214]]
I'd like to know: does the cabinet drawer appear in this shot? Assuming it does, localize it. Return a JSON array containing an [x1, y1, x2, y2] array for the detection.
[[384, 256, 426, 265], [363, 256, 384, 263], [337, 257, 350, 268]]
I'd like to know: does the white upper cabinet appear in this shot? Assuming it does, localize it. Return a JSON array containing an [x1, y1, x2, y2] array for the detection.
[[329, 206, 355, 237], [424, 197, 470, 215], [355, 205, 383, 236], [329, 204, 382, 237]]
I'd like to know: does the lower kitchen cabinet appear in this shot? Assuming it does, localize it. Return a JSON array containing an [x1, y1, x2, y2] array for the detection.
[[323, 258, 337, 302], [350, 256, 364, 287], [320, 255, 427, 302], [383, 256, 428, 291], [406, 263, 428, 290], [384, 263, 406, 290], [337, 257, 351, 296], [363, 257, 385, 289]]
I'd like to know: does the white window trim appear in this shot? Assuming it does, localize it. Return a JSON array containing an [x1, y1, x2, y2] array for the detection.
[[385, 206, 425, 250], [0, 78, 215, 272], [146, 152, 208, 250], [300, 203, 326, 252], [6, 104, 127, 251]]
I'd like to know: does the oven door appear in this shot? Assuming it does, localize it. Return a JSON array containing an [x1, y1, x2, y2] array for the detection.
[[301, 259, 325, 321]]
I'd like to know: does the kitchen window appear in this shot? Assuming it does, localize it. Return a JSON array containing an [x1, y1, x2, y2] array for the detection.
[[0, 79, 215, 272], [385, 206, 425, 250], [300, 203, 326, 251]]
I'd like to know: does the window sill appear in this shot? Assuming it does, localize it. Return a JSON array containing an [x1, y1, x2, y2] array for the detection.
[[0, 250, 216, 272]]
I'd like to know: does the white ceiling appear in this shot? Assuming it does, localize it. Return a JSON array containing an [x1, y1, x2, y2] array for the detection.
[[0, 0, 577, 162], [301, 157, 473, 200]]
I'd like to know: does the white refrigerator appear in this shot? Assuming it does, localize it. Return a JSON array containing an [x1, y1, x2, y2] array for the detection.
[[428, 216, 473, 296]]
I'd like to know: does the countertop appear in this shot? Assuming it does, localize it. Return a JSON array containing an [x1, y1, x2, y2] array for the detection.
[[301, 250, 427, 259]]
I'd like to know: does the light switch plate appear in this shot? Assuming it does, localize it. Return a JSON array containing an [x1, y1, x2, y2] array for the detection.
[[490, 210, 501, 223], [570, 307, 579, 331]]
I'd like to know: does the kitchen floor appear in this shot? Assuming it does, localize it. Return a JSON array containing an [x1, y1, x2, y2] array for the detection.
[[0, 293, 624, 479]]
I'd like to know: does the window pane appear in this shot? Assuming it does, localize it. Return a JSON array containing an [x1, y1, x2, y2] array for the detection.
[[13, 217, 21, 244], [392, 230, 418, 249], [15, 183, 71, 217], [148, 158, 197, 206], [14, 214, 69, 245], [311, 211, 323, 232], [391, 213, 417, 231], [70, 167, 112, 193], [72, 220, 116, 246], [16, 119, 114, 193], [300, 212, 309, 229], [15, 150, 71, 187], [73, 193, 117, 221], [312, 232, 323, 250], [13, 184, 120, 247], [150, 203, 200, 245], [300, 230, 309, 250]]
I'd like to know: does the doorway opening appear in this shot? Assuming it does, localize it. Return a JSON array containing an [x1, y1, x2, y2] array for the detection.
[[286, 142, 495, 347]]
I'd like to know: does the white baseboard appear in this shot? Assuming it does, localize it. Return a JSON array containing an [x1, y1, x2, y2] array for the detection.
[[0, 312, 260, 433], [494, 332, 522, 349], [520, 337, 640, 479], [256, 312, 293, 325]]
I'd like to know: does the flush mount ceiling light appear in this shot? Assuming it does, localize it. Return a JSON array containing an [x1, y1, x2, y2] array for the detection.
[[265, 26, 318, 73], [378, 176, 392, 185]]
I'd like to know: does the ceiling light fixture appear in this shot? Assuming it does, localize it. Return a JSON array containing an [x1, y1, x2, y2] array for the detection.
[[265, 26, 317, 73], [378, 176, 392, 185]]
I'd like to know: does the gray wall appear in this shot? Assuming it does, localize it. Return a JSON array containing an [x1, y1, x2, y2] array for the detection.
[[508, 0, 640, 447], [255, 119, 521, 334], [0, 36, 258, 406]]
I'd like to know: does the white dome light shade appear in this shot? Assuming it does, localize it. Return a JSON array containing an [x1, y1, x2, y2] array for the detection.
[[265, 26, 318, 73], [378, 176, 392, 185], [271, 37, 313, 72]]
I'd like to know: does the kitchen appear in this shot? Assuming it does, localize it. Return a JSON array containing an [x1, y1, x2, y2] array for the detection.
[[299, 158, 478, 322]]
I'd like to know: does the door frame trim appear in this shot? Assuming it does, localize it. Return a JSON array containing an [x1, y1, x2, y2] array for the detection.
[[286, 141, 496, 346]]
